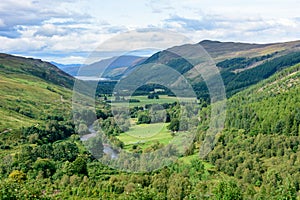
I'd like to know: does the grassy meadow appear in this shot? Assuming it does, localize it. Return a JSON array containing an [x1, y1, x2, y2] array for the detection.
[[109, 95, 197, 107], [117, 122, 172, 150]]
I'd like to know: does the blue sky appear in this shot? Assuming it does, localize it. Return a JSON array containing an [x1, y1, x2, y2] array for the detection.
[[1, 0, 300, 64]]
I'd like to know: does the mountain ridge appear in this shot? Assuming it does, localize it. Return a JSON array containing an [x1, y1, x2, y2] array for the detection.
[[63, 55, 147, 79], [0, 53, 74, 89], [135, 39, 300, 99]]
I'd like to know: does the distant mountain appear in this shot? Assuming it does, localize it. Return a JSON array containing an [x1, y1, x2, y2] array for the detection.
[[198, 40, 272, 58], [50, 62, 82, 76], [143, 39, 300, 66], [137, 40, 300, 99], [59, 55, 147, 80], [0, 53, 74, 131]]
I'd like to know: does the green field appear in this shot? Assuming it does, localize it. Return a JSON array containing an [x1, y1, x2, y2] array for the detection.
[[117, 122, 172, 150], [109, 95, 197, 107], [117, 121, 194, 153]]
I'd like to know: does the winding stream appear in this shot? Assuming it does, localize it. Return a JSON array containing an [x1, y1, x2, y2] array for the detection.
[[80, 125, 119, 159]]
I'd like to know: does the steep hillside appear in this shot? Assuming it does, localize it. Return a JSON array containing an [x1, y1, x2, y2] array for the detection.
[[199, 63, 300, 199], [0, 54, 74, 131], [225, 63, 300, 135], [137, 40, 300, 99], [0, 54, 74, 88]]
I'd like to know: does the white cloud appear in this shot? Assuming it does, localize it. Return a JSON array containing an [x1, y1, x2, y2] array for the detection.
[[94, 29, 190, 52], [0, 19, 5, 27], [162, 14, 300, 43], [0, 0, 300, 64], [34, 24, 68, 37], [0, 36, 45, 52], [0, 0, 91, 38], [145, 0, 174, 14], [47, 55, 87, 64]]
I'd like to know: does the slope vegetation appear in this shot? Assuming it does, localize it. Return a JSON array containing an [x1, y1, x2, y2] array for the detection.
[[0, 54, 74, 131], [201, 63, 300, 199]]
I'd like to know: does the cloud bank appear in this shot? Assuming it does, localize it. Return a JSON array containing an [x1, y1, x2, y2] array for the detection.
[[0, 0, 299, 64]]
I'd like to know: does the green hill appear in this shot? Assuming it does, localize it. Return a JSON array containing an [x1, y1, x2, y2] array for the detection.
[[137, 40, 300, 99], [0, 53, 74, 132], [225, 63, 300, 135], [200, 63, 300, 199]]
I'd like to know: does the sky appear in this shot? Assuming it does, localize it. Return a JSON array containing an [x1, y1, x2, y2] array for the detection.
[[1, 0, 300, 64]]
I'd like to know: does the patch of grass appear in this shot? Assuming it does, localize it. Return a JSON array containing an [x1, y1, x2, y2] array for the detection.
[[117, 122, 172, 145], [131, 95, 178, 105], [109, 95, 197, 107], [117, 122, 195, 154]]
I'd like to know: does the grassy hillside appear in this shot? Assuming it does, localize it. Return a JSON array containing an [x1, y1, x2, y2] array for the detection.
[[0, 54, 74, 131], [0, 54, 74, 88]]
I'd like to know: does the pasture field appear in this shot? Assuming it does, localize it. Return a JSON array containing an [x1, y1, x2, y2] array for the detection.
[[117, 121, 194, 153], [117, 122, 172, 150], [109, 95, 197, 107]]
